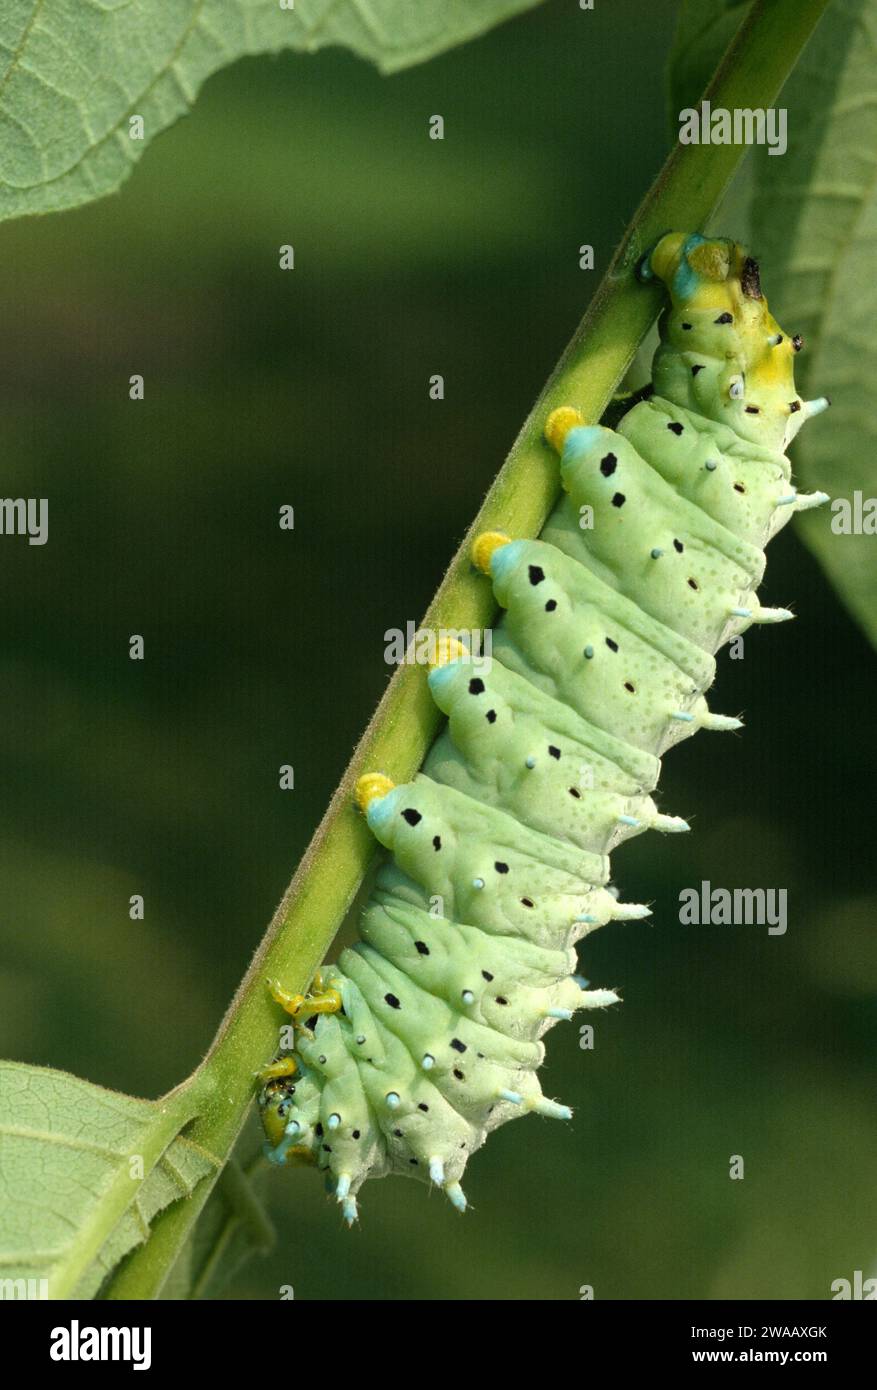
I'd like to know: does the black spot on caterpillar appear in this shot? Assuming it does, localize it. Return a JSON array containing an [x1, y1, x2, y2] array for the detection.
[[258, 233, 830, 1225]]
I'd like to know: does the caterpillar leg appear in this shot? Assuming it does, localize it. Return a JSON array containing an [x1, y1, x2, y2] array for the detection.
[[264, 1134, 317, 1168], [267, 973, 343, 1020], [256, 1054, 298, 1084]]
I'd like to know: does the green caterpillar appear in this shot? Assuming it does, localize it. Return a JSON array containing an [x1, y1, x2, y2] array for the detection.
[[257, 232, 829, 1224]]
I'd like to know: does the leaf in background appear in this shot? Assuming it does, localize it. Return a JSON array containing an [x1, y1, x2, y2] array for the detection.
[[0, 1062, 214, 1298], [748, 0, 877, 645], [668, 0, 877, 646], [0, 0, 545, 224], [667, 0, 751, 134], [161, 1144, 275, 1300]]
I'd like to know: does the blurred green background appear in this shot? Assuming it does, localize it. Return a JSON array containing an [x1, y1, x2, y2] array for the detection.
[[1, 0, 874, 1299]]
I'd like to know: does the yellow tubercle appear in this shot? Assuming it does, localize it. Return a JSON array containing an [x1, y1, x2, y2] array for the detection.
[[430, 636, 470, 669], [646, 231, 687, 286], [687, 239, 731, 282], [355, 772, 395, 813], [544, 406, 584, 456], [472, 530, 511, 576]]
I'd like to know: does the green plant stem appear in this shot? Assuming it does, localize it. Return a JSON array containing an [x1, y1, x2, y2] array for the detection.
[[104, 0, 831, 1300]]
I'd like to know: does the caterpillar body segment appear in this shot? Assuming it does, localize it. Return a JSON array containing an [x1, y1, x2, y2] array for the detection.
[[259, 233, 829, 1219]]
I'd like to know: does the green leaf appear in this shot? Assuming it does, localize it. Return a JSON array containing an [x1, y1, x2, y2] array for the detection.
[[746, 0, 877, 645], [0, 0, 545, 224], [0, 1061, 215, 1298]]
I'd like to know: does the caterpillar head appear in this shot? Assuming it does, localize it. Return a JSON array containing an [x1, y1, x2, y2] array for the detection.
[[259, 1070, 319, 1166], [641, 232, 828, 452]]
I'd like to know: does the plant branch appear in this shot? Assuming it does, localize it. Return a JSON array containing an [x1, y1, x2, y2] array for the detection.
[[103, 0, 831, 1300]]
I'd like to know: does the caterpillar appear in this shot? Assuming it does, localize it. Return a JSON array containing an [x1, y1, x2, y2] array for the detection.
[[257, 232, 829, 1225]]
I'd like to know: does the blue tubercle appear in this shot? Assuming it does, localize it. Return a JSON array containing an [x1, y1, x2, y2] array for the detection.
[[488, 538, 526, 584], [427, 658, 463, 698], [562, 424, 605, 464], [671, 232, 709, 302], [365, 786, 402, 834]]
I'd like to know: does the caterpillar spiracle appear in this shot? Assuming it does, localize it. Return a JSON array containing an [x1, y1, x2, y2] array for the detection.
[[257, 232, 830, 1224]]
